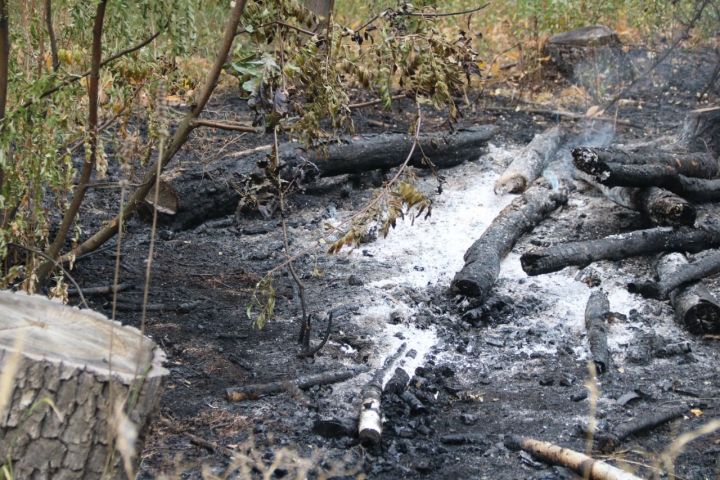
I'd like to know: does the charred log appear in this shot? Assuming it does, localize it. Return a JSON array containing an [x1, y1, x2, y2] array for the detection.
[[597, 404, 687, 452], [0, 292, 167, 479], [628, 249, 720, 299], [573, 148, 720, 203], [521, 226, 720, 276], [585, 290, 612, 374], [165, 126, 496, 230], [452, 184, 567, 298], [656, 253, 720, 334], [572, 146, 717, 179], [494, 126, 566, 194], [226, 366, 369, 401]]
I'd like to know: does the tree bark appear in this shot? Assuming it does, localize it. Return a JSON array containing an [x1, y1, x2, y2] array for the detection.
[[0, 291, 167, 479], [495, 126, 566, 194], [656, 252, 720, 334], [585, 290, 612, 374], [628, 249, 720, 299], [164, 127, 497, 230], [452, 184, 567, 298], [521, 226, 720, 276]]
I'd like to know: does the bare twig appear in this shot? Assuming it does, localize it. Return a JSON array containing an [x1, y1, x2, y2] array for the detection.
[[19, 26, 165, 112], [348, 94, 405, 109], [7, 243, 88, 309], [399, 3, 489, 18], [192, 118, 262, 133]]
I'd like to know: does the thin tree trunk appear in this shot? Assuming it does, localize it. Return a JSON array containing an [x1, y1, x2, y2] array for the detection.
[[37, 0, 107, 283], [44, 0, 59, 71], [68, 0, 249, 259], [0, 0, 9, 193]]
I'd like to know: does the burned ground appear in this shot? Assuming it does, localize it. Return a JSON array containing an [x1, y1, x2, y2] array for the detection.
[[61, 45, 720, 479]]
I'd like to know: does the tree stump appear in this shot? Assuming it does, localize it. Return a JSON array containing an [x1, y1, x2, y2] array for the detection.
[[544, 25, 631, 92], [0, 291, 168, 479]]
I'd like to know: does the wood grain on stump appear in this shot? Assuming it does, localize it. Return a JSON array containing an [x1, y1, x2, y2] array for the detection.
[[0, 291, 167, 479]]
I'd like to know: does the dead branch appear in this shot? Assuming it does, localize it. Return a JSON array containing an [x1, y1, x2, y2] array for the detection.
[[506, 436, 643, 480], [358, 342, 408, 446], [657, 252, 720, 334], [495, 126, 566, 194], [226, 366, 369, 401], [629, 249, 720, 299], [521, 226, 720, 276], [191, 118, 262, 133], [399, 3, 489, 18], [452, 183, 567, 298], [68, 282, 131, 296], [585, 290, 612, 374], [597, 404, 687, 453], [68, 0, 249, 258]]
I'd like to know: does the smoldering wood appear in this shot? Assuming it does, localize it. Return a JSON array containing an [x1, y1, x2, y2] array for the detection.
[[505, 436, 643, 480], [574, 161, 697, 227], [0, 291, 167, 480], [166, 127, 497, 229], [657, 253, 720, 334], [628, 249, 720, 299], [521, 226, 720, 276], [681, 105, 720, 154], [494, 126, 566, 194], [597, 404, 687, 453], [573, 149, 720, 202], [358, 342, 407, 446], [572, 146, 718, 179], [225, 365, 369, 402], [452, 184, 568, 298], [585, 290, 612, 374]]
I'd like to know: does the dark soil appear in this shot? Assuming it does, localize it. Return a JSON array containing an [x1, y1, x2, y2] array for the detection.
[[60, 43, 720, 479]]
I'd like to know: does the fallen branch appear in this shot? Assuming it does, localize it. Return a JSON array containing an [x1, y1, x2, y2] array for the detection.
[[656, 253, 720, 334], [521, 226, 720, 276], [384, 349, 416, 395], [505, 436, 643, 480], [452, 183, 567, 298], [597, 404, 687, 453], [628, 249, 720, 299], [585, 290, 612, 374], [358, 343, 407, 446], [68, 282, 132, 296], [495, 126, 566, 194], [113, 300, 202, 313], [226, 366, 368, 401]]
